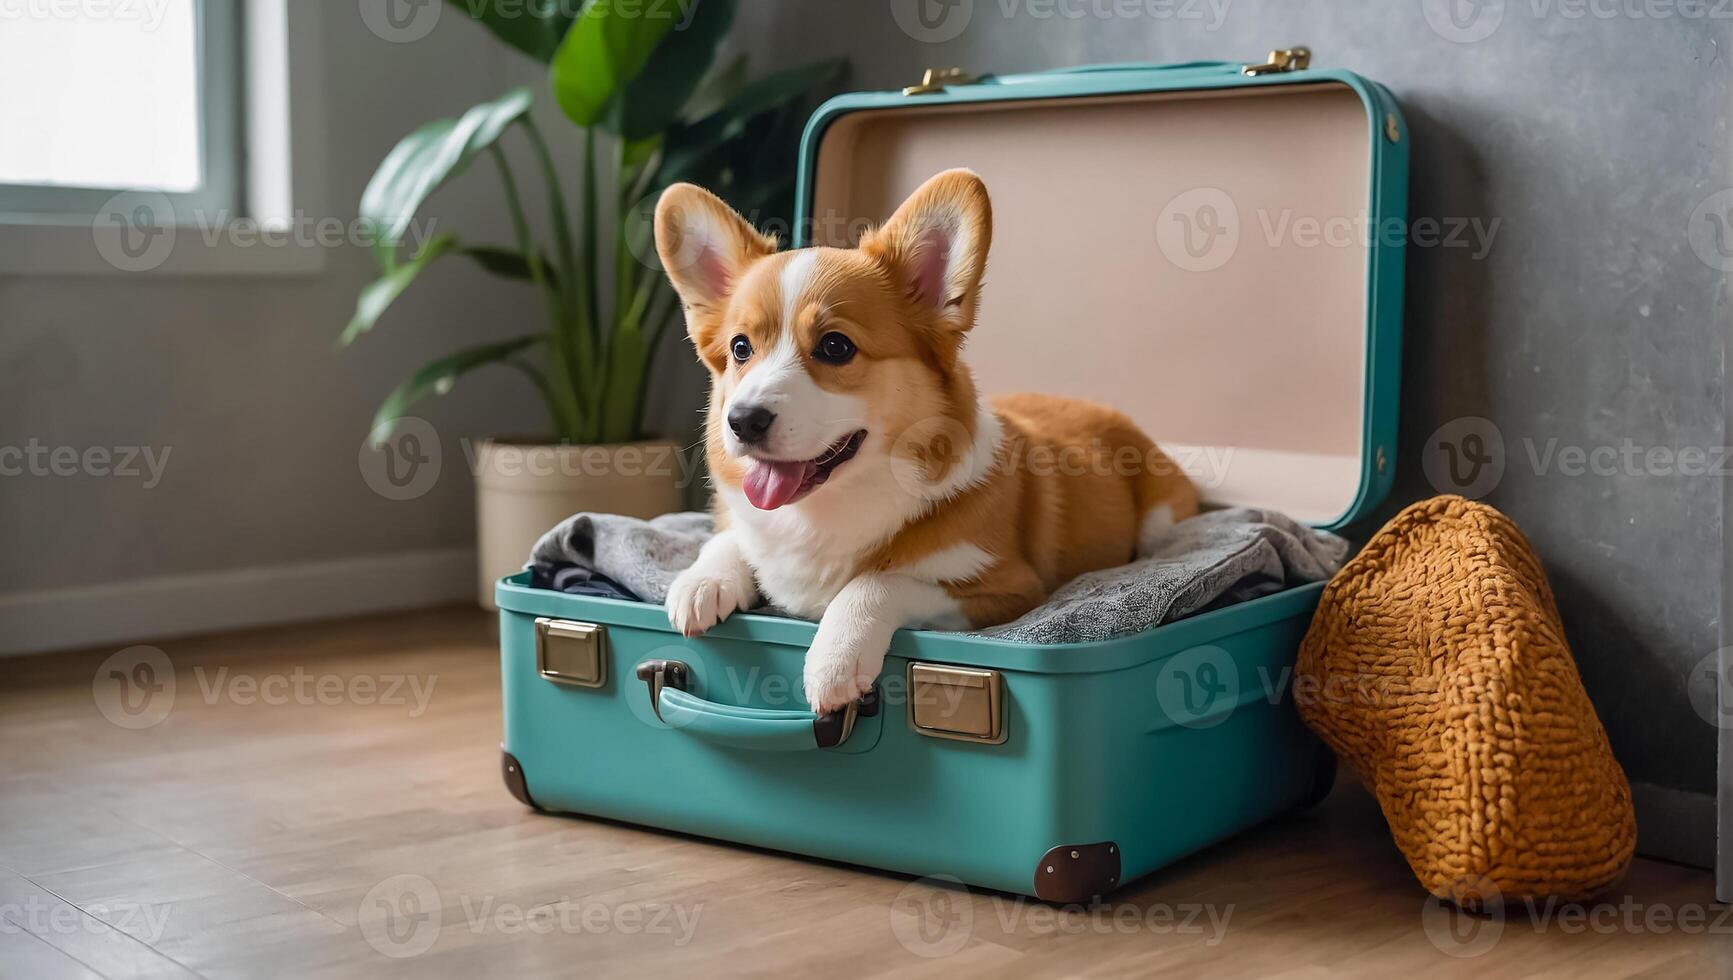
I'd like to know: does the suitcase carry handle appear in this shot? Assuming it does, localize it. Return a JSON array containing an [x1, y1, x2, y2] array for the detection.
[[634, 660, 879, 751]]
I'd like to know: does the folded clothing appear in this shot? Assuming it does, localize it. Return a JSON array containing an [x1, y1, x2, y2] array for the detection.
[[528, 508, 1347, 645]]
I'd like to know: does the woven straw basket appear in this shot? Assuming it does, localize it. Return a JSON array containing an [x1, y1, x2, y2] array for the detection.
[[1297, 496, 1636, 904]]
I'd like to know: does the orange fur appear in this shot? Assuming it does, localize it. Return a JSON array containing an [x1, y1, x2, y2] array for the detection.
[[869, 394, 1198, 626]]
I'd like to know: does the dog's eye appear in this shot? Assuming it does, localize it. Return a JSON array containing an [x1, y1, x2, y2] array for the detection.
[[813, 332, 856, 365], [730, 335, 753, 363]]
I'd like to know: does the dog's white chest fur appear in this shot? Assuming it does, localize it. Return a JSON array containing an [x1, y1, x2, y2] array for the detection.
[[719, 482, 914, 619], [742, 546, 856, 620]]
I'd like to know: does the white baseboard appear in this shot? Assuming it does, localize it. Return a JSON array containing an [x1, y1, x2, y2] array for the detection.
[[0, 548, 478, 657]]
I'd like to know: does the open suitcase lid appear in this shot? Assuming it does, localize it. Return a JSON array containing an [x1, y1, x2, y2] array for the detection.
[[793, 52, 1408, 530]]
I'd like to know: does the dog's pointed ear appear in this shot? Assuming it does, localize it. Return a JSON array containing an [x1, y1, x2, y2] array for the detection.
[[862, 169, 992, 333], [655, 183, 777, 321]]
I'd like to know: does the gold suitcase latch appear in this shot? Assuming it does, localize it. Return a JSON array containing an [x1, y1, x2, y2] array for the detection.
[[904, 67, 981, 96], [1243, 46, 1312, 76], [535, 618, 606, 688], [908, 662, 1005, 744]]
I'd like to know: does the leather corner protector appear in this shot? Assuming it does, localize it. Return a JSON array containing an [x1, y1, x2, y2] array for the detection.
[[1034, 842, 1121, 904], [501, 745, 539, 810]]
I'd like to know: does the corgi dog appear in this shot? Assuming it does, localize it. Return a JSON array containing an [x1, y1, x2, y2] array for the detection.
[[654, 169, 1199, 714]]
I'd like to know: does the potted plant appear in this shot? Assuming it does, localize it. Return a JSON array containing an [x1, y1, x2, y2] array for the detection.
[[343, 0, 842, 607]]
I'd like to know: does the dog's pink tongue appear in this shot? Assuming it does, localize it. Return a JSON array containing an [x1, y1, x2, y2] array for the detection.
[[744, 460, 812, 510]]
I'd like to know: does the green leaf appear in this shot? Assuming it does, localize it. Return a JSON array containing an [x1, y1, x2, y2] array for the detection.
[[678, 51, 748, 122], [549, 0, 682, 127], [612, 0, 736, 141], [371, 335, 544, 442], [359, 87, 534, 261], [460, 245, 558, 287], [598, 322, 649, 442], [655, 58, 844, 189], [446, 0, 579, 63], [621, 134, 662, 171], [341, 233, 461, 347]]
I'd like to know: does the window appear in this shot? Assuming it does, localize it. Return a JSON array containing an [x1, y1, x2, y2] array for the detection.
[[0, 0, 240, 220]]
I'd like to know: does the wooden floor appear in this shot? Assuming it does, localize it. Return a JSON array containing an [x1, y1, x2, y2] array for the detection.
[[0, 610, 1724, 979]]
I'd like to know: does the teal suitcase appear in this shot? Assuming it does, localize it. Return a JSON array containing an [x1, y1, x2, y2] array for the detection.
[[497, 48, 1408, 903]]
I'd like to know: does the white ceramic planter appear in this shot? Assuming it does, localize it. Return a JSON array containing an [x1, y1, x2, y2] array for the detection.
[[473, 438, 685, 609]]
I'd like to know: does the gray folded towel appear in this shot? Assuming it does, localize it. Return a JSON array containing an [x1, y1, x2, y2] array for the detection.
[[530, 511, 716, 601], [528, 508, 1347, 644], [976, 508, 1347, 643]]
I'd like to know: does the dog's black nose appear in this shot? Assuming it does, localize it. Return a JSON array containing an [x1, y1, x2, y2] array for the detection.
[[727, 404, 776, 444]]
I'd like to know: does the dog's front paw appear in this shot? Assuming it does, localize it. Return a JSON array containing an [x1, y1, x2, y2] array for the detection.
[[666, 548, 757, 638], [803, 646, 877, 716]]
